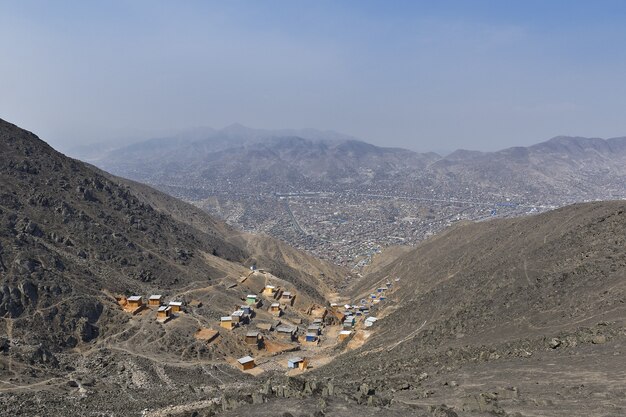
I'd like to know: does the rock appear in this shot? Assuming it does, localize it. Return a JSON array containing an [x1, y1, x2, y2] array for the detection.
[[592, 335, 607, 345], [429, 404, 459, 417], [549, 338, 561, 349], [418, 372, 429, 381]]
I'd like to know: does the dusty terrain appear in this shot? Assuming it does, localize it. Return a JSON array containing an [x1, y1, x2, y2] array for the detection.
[[0, 118, 625, 416]]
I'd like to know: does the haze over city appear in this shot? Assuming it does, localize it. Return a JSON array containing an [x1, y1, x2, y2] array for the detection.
[[2, 1, 626, 154]]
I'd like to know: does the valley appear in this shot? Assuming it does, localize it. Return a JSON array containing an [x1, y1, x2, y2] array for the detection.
[[0, 119, 625, 417], [90, 126, 626, 269]]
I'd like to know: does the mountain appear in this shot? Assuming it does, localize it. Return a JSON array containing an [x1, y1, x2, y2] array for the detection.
[[92, 127, 626, 203], [0, 119, 348, 415], [304, 200, 626, 415], [89, 127, 626, 269], [432, 136, 626, 203]]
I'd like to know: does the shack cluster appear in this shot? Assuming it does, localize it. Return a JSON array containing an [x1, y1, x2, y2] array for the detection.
[[122, 294, 183, 323]]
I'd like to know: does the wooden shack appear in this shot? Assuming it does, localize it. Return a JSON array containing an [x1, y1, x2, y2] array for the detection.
[[156, 305, 171, 322], [276, 325, 297, 342], [168, 301, 183, 313], [269, 302, 282, 316], [148, 295, 162, 307], [220, 316, 235, 330], [245, 331, 263, 347], [280, 291, 294, 305], [237, 356, 255, 371], [263, 285, 276, 296], [127, 295, 143, 309]]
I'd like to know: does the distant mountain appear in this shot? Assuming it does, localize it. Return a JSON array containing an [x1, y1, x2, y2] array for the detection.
[[93, 126, 626, 204]]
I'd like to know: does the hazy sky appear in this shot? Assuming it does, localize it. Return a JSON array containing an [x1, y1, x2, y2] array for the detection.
[[2, 1, 626, 153]]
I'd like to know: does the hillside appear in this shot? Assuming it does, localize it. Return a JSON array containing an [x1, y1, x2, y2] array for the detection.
[[309, 201, 626, 416], [0, 119, 348, 415]]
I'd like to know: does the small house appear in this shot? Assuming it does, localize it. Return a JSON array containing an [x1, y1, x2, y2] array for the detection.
[[343, 316, 355, 327], [276, 325, 297, 341], [237, 356, 255, 371], [156, 305, 171, 322], [305, 333, 318, 343], [312, 318, 323, 326], [239, 305, 252, 315], [148, 295, 163, 307], [168, 301, 183, 313], [231, 310, 245, 323], [280, 291, 294, 304], [220, 316, 235, 330], [269, 302, 282, 316], [307, 325, 321, 335], [364, 317, 378, 327], [263, 285, 276, 296], [246, 294, 258, 306], [338, 330, 352, 341], [245, 331, 262, 346], [288, 357, 305, 369], [377, 287, 386, 293], [127, 295, 143, 309]]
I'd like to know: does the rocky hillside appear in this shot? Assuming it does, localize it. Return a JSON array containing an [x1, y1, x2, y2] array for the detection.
[[313, 201, 626, 415], [0, 118, 347, 414]]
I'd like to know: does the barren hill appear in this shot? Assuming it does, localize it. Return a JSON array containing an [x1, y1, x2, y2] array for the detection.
[[0, 119, 347, 415], [311, 201, 626, 416]]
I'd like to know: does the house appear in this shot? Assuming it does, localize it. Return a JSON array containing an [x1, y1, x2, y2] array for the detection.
[[262, 285, 276, 296], [148, 295, 163, 307], [276, 325, 297, 341], [246, 294, 258, 306], [307, 325, 321, 335], [288, 357, 307, 369], [269, 302, 282, 316], [231, 310, 245, 323], [237, 356, 255, 371], [343, 316, 355, 327], [280, 291, 294, 305], [312, 318, 324, 326], [168, 301, 183, 313], [156, 306, 171, 322], [245, 331, 263, 346], [305, 333, 318, 343], [377, 287, 386, 293], [220, 316, 235, 330], [338, 330, 352, 341], [364, 317, 378, 327], [126, 295, 143, 310], [239, 305, 252, 315]]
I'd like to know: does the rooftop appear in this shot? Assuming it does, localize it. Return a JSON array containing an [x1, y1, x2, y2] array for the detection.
[[237, 356, 254, 364]]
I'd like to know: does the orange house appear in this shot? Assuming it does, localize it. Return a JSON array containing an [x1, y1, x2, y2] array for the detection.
[[237, 356, 255, 370], [148, 295, 162, 307]]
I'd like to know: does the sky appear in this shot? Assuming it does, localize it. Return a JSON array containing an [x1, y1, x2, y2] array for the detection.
[[2, 1, 626, 154]]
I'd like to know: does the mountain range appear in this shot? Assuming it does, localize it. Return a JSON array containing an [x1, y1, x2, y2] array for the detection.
[[1, 118, 625, 416], [89, 124, 626, 206]]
